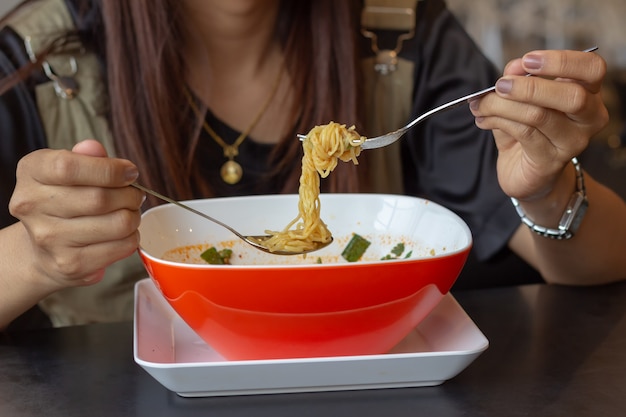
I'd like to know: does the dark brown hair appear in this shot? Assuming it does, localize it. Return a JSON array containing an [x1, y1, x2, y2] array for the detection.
[[4, 0, 366, 205]]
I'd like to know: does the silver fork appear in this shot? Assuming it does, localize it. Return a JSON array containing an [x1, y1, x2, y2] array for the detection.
[[298, 46, 598, 150]]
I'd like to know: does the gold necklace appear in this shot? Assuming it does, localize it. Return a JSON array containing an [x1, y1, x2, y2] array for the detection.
[[185, 68, 283, 184]]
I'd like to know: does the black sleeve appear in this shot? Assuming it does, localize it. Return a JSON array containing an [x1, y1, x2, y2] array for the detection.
[[399, 0, 544, 288], [0, 26, 47, 229]]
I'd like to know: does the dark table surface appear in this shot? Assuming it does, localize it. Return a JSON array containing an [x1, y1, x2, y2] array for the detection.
[[2, 280, 626, 417]]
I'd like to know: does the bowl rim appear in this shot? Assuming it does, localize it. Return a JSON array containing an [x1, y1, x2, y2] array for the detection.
[[138, 193, 473, 269]]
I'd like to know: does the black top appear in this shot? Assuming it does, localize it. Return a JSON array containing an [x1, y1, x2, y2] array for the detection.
[[0, 0, 542, 301]]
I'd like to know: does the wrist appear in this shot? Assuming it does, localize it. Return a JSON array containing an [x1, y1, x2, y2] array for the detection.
[[0, 223, 63, 328], [511, 157, 588, 239]]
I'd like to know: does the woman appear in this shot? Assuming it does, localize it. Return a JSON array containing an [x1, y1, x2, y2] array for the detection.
[[0, 0, 625, 329]]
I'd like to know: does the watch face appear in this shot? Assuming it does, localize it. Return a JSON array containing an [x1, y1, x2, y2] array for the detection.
[[563, 194, 588, 234]]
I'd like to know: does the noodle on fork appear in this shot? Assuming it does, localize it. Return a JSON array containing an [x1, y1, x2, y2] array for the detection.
[[260, 122, 365, 253]]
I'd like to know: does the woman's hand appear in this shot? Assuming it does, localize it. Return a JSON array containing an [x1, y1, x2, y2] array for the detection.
[[469, 49, 608, 202], [469, 49, 626, 285], [8, 140, 144, 289]]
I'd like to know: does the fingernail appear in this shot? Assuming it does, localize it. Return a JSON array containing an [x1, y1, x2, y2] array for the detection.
[[523, 54, 543, 70], [496, 78, 513, 94], [125, 166, 139, 182], [469, 99, 480, 111]]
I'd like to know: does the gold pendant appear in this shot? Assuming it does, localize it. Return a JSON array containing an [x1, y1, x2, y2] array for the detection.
[[221, 159, 243, 184]]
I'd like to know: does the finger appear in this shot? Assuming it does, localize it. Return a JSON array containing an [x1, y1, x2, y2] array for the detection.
[[72, 139, 109, 157], [502, 58, 525, 76], [10, 182, 145, 220], [476, 112, 578, 166], [25, 208, 142, 248], [47, 186, 144, 218], [479, 120, 566, 200], [520, 49, 606, 92], [472, 94, 595, 156], [23, 207, 141, 282], [79, 269, 107, 286], [478, 67, 609, 133], [18, 148, 139, 188], [494, 74, 598, 118], [36, 233, 140, 285]]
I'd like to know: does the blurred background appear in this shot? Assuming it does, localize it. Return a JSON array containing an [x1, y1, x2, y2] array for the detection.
[[446, 0, 626, 197], [1, 0, 623, 195]]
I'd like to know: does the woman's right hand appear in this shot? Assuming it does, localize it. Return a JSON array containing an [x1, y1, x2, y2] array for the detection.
[[8, 139, 144, 289]]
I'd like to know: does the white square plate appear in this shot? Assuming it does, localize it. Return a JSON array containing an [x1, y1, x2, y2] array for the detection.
[[134, 278, 488, 397]]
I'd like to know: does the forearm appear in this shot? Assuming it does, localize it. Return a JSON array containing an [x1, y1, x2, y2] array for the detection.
[[510, 174, 626, 285], [0, 222, 61, 329]]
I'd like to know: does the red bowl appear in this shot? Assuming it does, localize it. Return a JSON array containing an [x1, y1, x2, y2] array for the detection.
[[141, 251, 468, 313], [164, 283, 444, 360], [138, 194, 472, 359]]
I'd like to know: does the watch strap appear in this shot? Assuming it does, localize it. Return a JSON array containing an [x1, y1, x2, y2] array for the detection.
[[511, 157, 588, 240]]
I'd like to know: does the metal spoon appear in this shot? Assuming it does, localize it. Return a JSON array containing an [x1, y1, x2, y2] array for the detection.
[[131, 183, 331, 256]]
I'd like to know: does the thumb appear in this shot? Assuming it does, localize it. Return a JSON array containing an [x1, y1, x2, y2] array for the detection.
[[72, 139, 108, 157]]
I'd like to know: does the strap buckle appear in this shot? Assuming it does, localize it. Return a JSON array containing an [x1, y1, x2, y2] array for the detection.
[[24, 35, 80, 99], [361, 0, 419, 74]]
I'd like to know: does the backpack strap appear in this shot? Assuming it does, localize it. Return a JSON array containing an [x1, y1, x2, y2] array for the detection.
[[360, 0, 420, 194], [6, 0, 115, 156]]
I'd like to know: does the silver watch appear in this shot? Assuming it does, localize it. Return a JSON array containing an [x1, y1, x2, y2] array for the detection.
[[510, 157, 588, 240]]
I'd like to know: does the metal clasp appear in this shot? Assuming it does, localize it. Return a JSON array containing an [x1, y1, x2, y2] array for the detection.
[[24, 36, 80, 99], [361, 1, 418, 74]]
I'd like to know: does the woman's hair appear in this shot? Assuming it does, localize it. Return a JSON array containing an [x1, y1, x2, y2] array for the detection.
[[5, 0, 366, 204]]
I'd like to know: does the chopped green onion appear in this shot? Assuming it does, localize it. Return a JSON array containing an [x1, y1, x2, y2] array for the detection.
[[381, 242, 411, 261], [341, 233, 371, 262], [390, 243, 405, 257], [200, 247, 232, 265]]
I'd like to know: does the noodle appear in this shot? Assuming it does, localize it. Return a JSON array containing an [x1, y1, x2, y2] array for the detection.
[[260, 122, 365, 253]]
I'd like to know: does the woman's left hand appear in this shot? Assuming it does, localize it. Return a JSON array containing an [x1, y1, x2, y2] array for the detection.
[[469, 49, 608, 201]]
